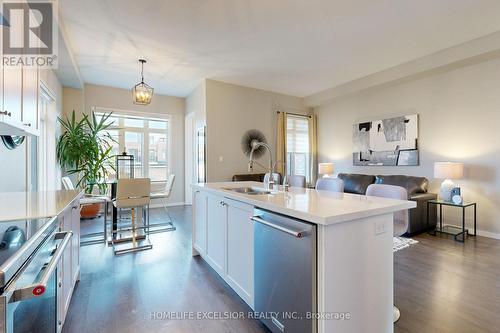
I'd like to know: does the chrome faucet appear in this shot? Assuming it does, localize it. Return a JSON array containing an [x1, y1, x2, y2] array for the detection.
[[248, 140, 275, 186]]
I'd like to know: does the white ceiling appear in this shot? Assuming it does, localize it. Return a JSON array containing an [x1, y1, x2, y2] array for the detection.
[[60, 0, 500, 97]]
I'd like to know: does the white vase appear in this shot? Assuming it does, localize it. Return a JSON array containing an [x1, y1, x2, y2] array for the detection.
[[439, 179, 455, 202]]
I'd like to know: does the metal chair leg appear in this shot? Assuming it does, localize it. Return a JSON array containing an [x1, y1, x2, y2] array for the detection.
[[104, 202, 108, 243], [131, 208, 136, 245]]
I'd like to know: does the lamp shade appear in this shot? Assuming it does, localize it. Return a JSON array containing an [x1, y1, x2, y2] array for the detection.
[[318, 163, 334, 175], [434, 162, 464, 179]]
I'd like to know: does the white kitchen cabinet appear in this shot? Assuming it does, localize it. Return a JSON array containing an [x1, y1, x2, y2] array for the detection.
[[193, 190, 207, 256], [57, 260, 64, 333], [21, 67, 39, 135], [205, 194, 227, 277], [225, 198, 254, 308], [1, 67, 23, 132], [0, 50, 40, 135], [57, 199, 81, 330], [193, 191, 254, 308], [70, 204, 81, 283]]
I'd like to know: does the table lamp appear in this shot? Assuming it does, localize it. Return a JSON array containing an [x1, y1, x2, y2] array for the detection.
[[434, 162, 464, 202], [318, 163, 334, 178]]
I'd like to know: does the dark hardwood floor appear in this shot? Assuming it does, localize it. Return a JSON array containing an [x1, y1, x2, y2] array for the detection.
[[394, 232, 500, 333], [64, 206, 500, 333]]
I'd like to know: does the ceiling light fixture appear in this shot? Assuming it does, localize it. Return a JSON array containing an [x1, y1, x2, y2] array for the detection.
[[132, 59, 154, 105]]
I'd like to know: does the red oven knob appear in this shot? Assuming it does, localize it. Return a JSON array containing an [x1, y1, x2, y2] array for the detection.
[[32, 286, 45, 296]]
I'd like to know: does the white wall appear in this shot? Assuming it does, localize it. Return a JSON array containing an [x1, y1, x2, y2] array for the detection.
[[0, 140, 27, 191], [186, 80, 206, 128], [62, 87, 85, 117], [0, 69, 63, 192], [314, 57, 500, 238], [185, 81, 207, 203], [82, 84, 186, 205], [205, 79, 310, 182]]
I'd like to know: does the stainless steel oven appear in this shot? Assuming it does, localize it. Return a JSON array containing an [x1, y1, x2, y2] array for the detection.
[[0, 217, 72, 333]]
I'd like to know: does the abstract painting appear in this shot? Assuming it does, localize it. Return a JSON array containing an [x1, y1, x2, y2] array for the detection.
[[353, 114, 419, 166]]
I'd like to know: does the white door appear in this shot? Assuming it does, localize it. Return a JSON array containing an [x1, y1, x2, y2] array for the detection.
[[206, 194, 227, 277], [193, 190, 207, 255], [184, 113, 195, 204], [226, 199, 254, 307]]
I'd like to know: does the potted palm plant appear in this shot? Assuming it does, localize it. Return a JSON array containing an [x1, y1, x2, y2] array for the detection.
[[57, 110, 116, 218]]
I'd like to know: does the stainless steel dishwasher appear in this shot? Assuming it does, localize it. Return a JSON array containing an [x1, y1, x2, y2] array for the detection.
[[252, 208, 317, 333]]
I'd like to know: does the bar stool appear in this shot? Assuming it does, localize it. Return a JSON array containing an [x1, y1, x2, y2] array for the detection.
[[149, 174, 177, 233], [62, 176, 111, 245], [315, 177, 344, 192], [285, 175, 306, 188], [112, 178, 152, 255]]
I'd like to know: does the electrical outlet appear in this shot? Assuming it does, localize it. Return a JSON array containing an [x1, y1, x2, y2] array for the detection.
[[375, 222, 387, 235]]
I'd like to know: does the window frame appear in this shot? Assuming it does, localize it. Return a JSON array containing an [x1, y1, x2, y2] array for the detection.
[[285, 114, 312, 184], [93, 107, 172, 181]]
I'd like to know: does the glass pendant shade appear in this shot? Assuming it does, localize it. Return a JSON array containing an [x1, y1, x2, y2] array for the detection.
[[132, 59, 154, 105]]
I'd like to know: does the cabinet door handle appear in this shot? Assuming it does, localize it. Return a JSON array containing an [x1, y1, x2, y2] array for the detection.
[[23, 123, 31, 127], [6, 231, 73, 303], [0, 111, 11, 117]]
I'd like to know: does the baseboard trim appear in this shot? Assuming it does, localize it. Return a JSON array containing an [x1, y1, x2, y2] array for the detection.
[[441, 224, 500, 240], [475, 229, 500, 240]]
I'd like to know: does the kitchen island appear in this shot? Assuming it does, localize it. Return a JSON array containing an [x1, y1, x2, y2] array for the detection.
[[192, 181, 416, 333]]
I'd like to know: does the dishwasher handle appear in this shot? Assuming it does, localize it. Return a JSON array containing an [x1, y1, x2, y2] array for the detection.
[[251, 216, 305, 238]]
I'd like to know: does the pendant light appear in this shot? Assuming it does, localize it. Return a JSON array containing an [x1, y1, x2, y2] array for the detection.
[[132, 59, 154, 105]]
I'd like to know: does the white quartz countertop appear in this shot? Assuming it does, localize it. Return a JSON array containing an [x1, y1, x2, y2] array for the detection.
[[193, 182, 416, 226], [0, 190, 83, 222]]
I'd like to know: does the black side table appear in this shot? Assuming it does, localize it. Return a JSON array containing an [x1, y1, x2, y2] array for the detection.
[[427, 200, 476, 242]]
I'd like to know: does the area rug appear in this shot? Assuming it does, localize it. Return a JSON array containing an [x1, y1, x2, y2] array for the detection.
[[393, 237, 418, 253]]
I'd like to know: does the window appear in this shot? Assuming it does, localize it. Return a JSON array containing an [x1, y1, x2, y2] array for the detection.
[[94, 110, 170, 181], [286, 115, 311, 183]]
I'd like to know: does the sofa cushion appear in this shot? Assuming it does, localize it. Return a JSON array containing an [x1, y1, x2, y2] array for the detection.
[[375, 175, 429, 195], [338, 173, 376, 195], [232, 173, 266, 182]]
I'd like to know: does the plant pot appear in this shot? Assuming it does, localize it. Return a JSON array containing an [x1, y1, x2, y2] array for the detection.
[[80, 203, 101, 219]]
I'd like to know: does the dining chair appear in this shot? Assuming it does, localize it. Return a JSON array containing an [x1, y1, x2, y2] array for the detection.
[[149, 175, 177, 233], [315, 177, 344, 192], [112, 178, 152, 254], [285, 175, 306, 188], [366, 184, 409, 323], [62, 176, 111, 245]]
